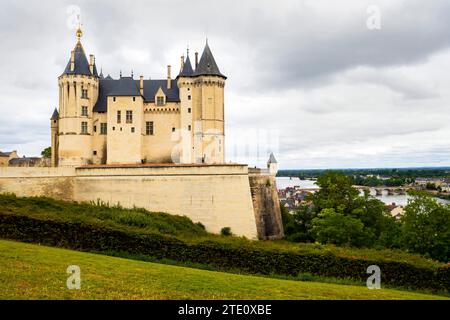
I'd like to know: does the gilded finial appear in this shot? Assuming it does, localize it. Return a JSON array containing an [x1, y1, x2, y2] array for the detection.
[[76, 15, 83, 42]]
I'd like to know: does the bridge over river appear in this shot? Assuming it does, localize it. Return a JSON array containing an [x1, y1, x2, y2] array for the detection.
[[289, 186, 410, 196], [354, 186, 410, 196]]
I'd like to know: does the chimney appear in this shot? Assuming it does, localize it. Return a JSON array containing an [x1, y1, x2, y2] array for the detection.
[[140, 75, 144, 95], [167, 65, 172, 89], [70, 50, 75, 72], [195, 52, 199, 68], [180, 55, 184, 70], [89, 54, 94, 74]]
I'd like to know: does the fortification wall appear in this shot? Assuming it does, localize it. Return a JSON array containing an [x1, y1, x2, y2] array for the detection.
[[249, 173, 284, 240], [0, 165, 258, 239]]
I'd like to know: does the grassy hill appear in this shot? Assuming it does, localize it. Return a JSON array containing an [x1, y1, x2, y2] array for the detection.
[[0, 240, 447, 300], [0, 193, 448, 293]]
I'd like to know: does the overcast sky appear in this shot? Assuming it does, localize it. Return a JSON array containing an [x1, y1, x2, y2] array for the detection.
[[0, 0, 449, 169]]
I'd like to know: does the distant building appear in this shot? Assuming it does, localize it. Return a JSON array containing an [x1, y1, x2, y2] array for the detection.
[[0, 150, 18, 166], [387, 202, 404, 220], [442, 179, 450, 192], [8, 156, 48, 167]]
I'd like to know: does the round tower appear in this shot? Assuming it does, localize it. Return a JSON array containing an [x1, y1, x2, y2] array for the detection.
[[191, 41, 227, 164], [177, 50, 195, 164], [57, 26, 99, 166], [50, 108, 59, 167]]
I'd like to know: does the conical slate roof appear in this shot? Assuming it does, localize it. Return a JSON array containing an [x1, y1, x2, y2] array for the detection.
[[93, 62, 99, 77], [268, 153, 277, 164], [50, 108, 59, 120], [62, 42, 93, 76], [193, 42, 226, 78], [179, 55, 194, 77]]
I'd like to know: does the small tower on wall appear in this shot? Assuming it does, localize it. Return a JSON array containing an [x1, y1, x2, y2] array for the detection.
[[267, 153, 278, 175], [177, 49, 195, 164], [191, 41, 227, 164], [57, 25, 99, 166], [50, 108, 59, 167]]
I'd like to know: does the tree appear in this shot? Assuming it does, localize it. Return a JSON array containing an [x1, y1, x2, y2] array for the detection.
[[425, 182, 437, 191], [41, 147, 51, 158], [311, 208, 370, 247], [281, 204, 316, 243], [401, 192, 450, 262], [281, 171, 401, 248], [308, 171, 360, 215]]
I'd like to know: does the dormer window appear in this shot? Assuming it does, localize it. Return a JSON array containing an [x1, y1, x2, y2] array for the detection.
[[156, 96, 165, 106], [155, 87, 166, 106]]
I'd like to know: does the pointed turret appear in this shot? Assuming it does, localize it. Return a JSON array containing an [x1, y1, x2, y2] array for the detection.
[[50, 108, 59, 167], [61, 26, 97, 77], [193, 41, 226, 78], [179, 54, 194, 77], [268, 153, 277, 164], [267, 153, 278, 175], [57, 24, 98, 166], [50, 108, 59, 120]]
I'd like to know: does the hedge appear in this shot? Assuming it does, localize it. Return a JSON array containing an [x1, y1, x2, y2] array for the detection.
[[0, 212, 448, 292]]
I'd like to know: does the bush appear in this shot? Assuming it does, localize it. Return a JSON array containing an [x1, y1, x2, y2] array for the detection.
[[221, 227, 232, 236], [0, 211, 448, 292]]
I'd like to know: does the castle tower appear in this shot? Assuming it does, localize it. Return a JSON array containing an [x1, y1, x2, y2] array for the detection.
[[192, 41, 227, 164], [50, 108, 59, 167], [177, 50, 195, 164], [267, 153, 278, 175], [57, 26, 99, 166]]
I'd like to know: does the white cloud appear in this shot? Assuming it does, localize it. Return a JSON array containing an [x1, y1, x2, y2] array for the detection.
[[0, 0, 449, 169]]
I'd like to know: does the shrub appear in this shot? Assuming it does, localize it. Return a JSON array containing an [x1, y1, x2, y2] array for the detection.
[[196, 222, 206, 230], [221, 227, 232, 236]]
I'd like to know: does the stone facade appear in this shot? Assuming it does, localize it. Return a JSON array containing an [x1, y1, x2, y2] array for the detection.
[[0, 165, 264, 239], [52, 27, 225, 167]]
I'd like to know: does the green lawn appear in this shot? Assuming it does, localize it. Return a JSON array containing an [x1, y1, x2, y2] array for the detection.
[[0, 240, 446, 300]]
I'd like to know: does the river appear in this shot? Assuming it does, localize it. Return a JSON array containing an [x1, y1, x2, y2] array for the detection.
[[276, 177, 450, 206]]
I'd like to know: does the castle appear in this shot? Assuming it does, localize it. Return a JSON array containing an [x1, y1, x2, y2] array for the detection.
[[52, 27, 225, 167], [0, 27, 283, 240]]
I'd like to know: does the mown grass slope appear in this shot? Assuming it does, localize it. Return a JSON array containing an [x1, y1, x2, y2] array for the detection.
[[0, 240, 447, 300], [0, 193, 448, 293]]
